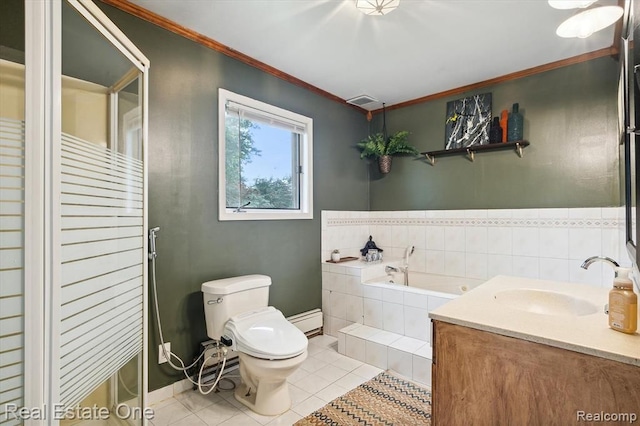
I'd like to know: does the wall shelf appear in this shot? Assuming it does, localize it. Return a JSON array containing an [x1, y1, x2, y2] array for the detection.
[[421, 140, 530, 166]]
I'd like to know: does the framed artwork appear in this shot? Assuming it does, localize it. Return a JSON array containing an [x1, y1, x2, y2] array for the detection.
[[444, 93, 492, 150]]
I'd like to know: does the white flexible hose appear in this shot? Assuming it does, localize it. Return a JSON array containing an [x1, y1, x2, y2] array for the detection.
[[151, 256, 204, 372], [150, 244, 228, 393], [198, 348, 228, 395]]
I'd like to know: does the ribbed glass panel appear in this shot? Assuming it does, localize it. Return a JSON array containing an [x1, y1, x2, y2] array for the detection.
[[0, 118, 24, 425], [59, 133, 143, 408]]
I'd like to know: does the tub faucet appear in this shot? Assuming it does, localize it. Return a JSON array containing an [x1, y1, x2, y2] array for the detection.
[[581, 256, 621, 276], [385, 265, 400, 274], [385, 265, 409, 286], [402, 246, 414, 286]]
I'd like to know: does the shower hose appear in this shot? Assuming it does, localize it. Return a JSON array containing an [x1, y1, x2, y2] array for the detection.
[[149, 228, 229, 395]]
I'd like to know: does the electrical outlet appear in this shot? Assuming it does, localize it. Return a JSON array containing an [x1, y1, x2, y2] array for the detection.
[[158, 342, 171, 364]]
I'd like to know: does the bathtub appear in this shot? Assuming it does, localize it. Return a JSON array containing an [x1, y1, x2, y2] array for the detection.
[[365, 271, 484, 297], [359, 271, 485, 342]]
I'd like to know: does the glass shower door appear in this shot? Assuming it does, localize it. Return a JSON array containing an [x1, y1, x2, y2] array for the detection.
[[0, 0, 25, 424], [58, 1, 148, 423]]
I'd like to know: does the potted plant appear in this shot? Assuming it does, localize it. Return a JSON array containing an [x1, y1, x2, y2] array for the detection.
[[357, 130, 419, 174]]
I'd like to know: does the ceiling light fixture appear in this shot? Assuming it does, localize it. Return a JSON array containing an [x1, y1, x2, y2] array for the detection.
[[548, 0, 597, 9], [555, 4, 624, 38], [355, 0, 400, 16]]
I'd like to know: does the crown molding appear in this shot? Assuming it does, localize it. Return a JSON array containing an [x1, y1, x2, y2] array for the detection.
[[373, 45, 618, 114], [100, 0, 619, 117], [99, 0, 367, 114]]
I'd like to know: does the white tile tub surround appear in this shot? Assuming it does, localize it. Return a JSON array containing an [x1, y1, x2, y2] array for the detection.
[[322, 207, 630, 385], [322, 259, 404, 336], [325, 267, 458, 385], [322, 207, 629, 287], [336, 324, 433, 387]]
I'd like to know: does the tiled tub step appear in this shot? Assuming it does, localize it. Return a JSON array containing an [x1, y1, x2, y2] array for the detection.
[[337, 323, 432, 386]]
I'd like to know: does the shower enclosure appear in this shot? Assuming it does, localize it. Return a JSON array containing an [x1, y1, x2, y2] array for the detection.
[[0, 0, 149, 424]]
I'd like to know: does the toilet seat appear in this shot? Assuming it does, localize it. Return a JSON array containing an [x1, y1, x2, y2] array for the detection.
[[223, 306, 308, 360]]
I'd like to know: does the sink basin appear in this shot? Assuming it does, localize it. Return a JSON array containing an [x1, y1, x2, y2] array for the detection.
[[494, 288, 599, 317]]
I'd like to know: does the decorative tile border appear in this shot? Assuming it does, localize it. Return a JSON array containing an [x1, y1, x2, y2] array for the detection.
[[327, 217, 624, 229]]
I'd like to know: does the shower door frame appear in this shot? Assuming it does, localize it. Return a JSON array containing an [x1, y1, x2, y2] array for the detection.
[[23, 0, 150, 423]]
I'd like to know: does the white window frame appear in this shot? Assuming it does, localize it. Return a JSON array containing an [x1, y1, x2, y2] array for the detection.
[[218, 88, 313, 221]]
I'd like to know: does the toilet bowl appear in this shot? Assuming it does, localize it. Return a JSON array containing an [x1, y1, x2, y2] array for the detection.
[[202, 275, 309, 416], [223, 306, 308, 415], [234, 351, 307, 415]]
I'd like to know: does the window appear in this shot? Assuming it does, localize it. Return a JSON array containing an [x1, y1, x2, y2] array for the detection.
[[218, 88, 313, 220]]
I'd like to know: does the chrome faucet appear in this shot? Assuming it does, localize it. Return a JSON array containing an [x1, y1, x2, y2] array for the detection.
[[384, 246, 415, 287], [385, 265, 409, 286], [385, 265, 400, 274], [581, 256, 621, 276], [402, 245, 414, 286]]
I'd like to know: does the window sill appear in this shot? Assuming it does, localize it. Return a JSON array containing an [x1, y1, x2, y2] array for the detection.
[[219, 209, 313, 221]]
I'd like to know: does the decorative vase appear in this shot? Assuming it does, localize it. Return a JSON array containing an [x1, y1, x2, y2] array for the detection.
[[489, 117, 502, 144], [500, 109, 509, 143], [378, 155, 392, 174], [507, 103, 523, 142]]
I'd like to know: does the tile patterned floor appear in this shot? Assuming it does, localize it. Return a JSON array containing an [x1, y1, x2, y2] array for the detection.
[[149, 335, 386, 426]]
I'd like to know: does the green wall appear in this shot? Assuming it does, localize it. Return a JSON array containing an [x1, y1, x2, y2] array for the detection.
[[99, 5, 370, 391], [369, 56, 621, 210]]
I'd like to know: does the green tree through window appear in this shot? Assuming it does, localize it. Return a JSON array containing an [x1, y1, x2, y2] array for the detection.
[[225, 115, 296, 209]]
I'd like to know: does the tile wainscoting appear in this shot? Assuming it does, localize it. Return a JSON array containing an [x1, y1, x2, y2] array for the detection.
[[321, 207, 630, 387], [321, 207, 628, 288]]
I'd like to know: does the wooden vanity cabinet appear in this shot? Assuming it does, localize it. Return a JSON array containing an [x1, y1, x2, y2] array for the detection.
[[431, 320, 640, 426]]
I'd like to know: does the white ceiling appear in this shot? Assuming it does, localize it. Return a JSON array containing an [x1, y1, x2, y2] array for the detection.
[[128, 0, 619, 110]]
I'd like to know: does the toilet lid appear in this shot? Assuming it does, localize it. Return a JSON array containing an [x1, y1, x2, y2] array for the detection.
[[224, 307, 308, 360]]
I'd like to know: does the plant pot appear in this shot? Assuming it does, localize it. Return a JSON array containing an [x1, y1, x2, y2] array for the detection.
[[378, 155, 392, 174]]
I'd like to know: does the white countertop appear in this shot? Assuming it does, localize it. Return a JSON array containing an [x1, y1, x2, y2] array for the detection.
[[429, 275, 640, 367]]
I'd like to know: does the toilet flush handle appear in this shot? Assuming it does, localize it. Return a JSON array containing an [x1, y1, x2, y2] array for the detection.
[[207, 297, 223, 305]]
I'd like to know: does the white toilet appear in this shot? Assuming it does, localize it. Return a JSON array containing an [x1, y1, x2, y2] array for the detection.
[[201, 275, 308, 416]]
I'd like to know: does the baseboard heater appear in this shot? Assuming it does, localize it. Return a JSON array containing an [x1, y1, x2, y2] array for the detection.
[[287, 308, 323, 337]]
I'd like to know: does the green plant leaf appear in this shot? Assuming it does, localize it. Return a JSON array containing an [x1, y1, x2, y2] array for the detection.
[[357, 131, 418, 159]]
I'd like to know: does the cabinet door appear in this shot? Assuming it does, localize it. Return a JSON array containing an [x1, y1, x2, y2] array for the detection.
[[432, 321, 640, 426]]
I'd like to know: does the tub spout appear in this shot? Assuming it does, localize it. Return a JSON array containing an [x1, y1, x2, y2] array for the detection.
[[385, 265, 409, 286]]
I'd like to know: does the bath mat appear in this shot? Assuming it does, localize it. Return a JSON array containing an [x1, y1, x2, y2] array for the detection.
[[294, 371, 432, 426]]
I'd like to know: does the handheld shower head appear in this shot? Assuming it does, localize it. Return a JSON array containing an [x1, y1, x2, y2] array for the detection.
[[404, 245, 415, 266], [149, 227, 160, 260]]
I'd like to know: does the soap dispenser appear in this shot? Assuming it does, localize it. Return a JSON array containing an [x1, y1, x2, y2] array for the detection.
[[609, 268, 638, 334]]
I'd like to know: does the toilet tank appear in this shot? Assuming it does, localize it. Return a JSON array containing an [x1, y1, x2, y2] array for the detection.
[[201, 274, 271, 340]]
